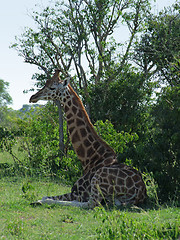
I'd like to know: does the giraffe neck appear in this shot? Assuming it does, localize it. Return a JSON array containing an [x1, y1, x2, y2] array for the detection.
[[61, 84, 117, 173]]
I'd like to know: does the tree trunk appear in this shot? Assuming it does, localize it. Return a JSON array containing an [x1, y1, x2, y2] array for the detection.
[[55, 100, 64, 156]]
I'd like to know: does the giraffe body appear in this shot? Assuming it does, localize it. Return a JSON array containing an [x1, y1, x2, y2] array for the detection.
[[29, 70, 147, 208]]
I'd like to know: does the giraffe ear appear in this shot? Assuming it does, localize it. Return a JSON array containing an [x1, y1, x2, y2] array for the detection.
[[63, 77, 70, 87]]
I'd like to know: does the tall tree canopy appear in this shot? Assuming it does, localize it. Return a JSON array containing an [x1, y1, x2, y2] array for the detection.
[[132, 2, 180, 201], [12, 0, 151, 89], [11, 0, 152, 152], [134, 2, 180, 87]]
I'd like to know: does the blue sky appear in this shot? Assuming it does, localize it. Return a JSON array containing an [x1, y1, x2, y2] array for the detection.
[[0, 0, 176, 110]]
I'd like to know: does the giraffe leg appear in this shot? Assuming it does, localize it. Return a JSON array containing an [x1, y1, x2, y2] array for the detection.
[[30, 192, 72, 206], [31, 174, 92, 207], [31, 192, 91, 208], [31, 197, 89, 208]]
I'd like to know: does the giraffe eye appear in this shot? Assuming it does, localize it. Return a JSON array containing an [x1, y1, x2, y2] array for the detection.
[[49, 87, 55, 90]]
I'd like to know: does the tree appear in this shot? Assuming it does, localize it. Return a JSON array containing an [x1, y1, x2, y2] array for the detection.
[[88, 66, 153, 133], [11, 0, 151, 154], [133, 2, 180, 87], [151, 86, 180, 201], [0, 79, 13, 127], [0, 80, 17, 163], [0, 79, 12, 106], [131, 3, 180, 202]]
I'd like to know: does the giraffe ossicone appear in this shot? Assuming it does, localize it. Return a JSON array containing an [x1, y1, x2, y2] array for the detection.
[[29, 70, 147, 208]]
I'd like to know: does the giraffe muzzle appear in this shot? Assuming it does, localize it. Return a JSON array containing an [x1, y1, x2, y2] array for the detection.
[[29, 94, 39, 103]]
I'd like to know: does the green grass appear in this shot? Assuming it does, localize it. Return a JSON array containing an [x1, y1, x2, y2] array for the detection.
[[0, 151, 14, 164], [0, 142, 27, 165], [0, 176, 179, 240]]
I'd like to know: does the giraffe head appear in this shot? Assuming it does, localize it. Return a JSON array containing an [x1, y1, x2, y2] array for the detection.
[[29, 70, 70, 103]]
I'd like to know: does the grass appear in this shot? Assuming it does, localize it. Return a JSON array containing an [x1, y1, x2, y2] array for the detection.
[[0, 176, 179, 240], [0, 151, 14, 164], [0, 177, 97, 239], [0, 142, 27, 165]]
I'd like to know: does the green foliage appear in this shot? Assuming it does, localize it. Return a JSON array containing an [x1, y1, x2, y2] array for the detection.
[[22, 180, 37, 201], [127, 86, 180, 203], [0, 127, 17, 155], [94, 120, 138, 158], [143, 172, 159, 207], [94, 207, 180, 240], [127, 3, 180, 202], [88, 68, 153, 133], [11, 0, 152, 94], [0, 79, 12, 106], [150, 86, 180, 202], [1, 103, 81, 183], [0, 107, 18, 128], [0, 79, 16, 128], [58, 150, 82, 184], [1, 105, 139, 184], [134, 3, 180, 86], [17, 104, 60, 173]]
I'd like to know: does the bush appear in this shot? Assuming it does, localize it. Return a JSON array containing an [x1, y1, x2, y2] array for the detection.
[[0, 103, 82, 183], [1, 105, 140, 185], [94, 120, 139, 164], [126, 86, 180, 203], [149, 86, 180, 203]]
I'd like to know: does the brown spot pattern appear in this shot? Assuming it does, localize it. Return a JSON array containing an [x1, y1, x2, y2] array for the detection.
[[93, 141, 100, 150], [69, 127, 75, 134], [87, 126, 91, 133], [76, 119, 84, 126], [67, 113, 73, 119], [88, 135, 94, 142], [76, 144, 85, 158], [126, 177, 133, 188], [117, 178, 124, 186], [72, 131, 80, 143], [91, 154, 99, 162], [132, 175, 140, 182], [80, 128, 87, 137], [84, 139, 91, 147], [87, 147, 94, 157], [98, 146, 105, 155], [72, 106, 77, 114], [104, 152, 113, 158], [104, 158, 113, 165], [64, 106, 69, 112], [72, 97, 78, 106], [77, 110, 83, 118], [67, 119, 74, 125]]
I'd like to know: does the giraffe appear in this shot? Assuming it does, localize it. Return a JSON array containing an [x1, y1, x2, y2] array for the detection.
[[29, 70, 147, 208]]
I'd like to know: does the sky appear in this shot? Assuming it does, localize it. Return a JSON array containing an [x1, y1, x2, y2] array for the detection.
[[0, 0, 176, 110]]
